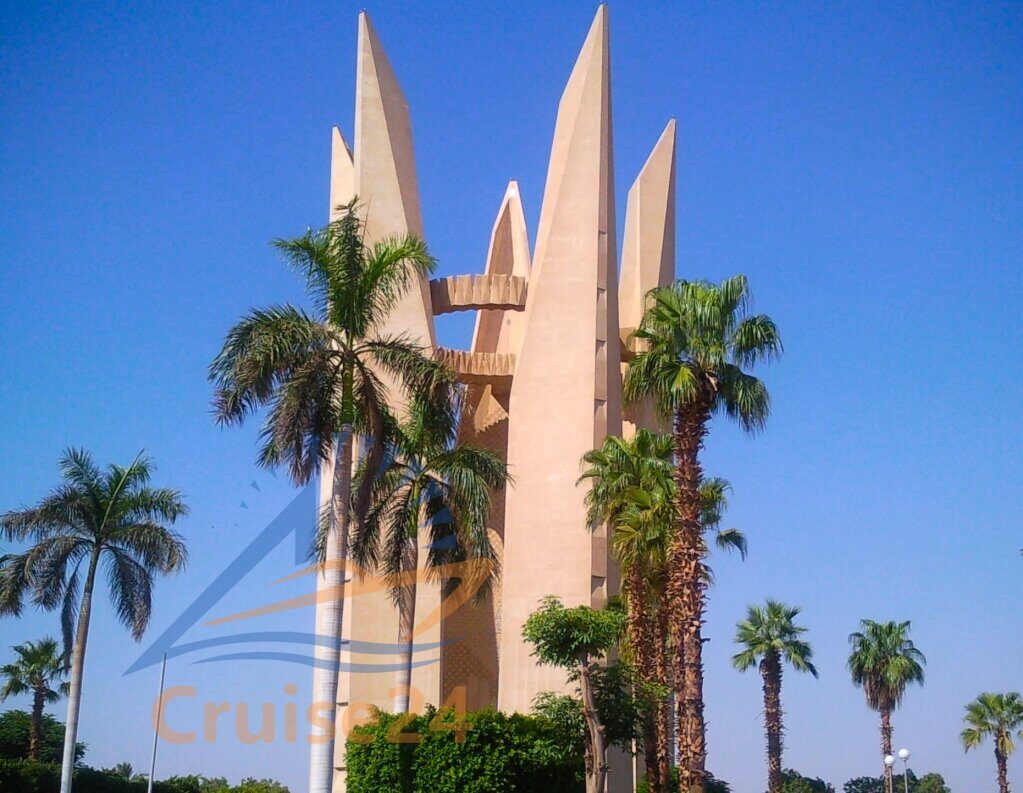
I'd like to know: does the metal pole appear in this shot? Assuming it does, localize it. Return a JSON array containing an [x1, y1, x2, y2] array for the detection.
[[146, 653, 168, 793], [903, 761, 910, 793]]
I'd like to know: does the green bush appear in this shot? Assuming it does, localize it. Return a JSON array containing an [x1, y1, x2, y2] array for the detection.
[[346, 706, 583, 792], [636, 768, 732, 793], [0, 760, 289, 793], [0, 710, 86, 764]]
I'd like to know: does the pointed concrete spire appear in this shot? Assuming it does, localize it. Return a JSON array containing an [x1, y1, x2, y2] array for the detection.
[[442, 180, 531, 716], [499, 4, 621, 714], [620, 120, 676, 437], [354, 10, 435, 343], [338, 16, 440, 788], [470, 180, 531, 357], [329, 126, 355, 221], [620, 119, 676, 332]]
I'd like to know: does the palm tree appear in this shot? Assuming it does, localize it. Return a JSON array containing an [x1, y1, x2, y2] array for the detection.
[[0, 449, 187, 793], [848, 619, 926, 793], [209, 201, 448, 783], [732, 600, 817, 793], [580, 432, 746, 793], [961, 691, 1023, 793], [581, 430, 674, 792], [351, 396, 508, 713], [0, 636, 69, 760], [623, 275, 781, 793]]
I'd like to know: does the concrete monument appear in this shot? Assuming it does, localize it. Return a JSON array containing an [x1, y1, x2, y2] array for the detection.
[[311, 7, 678, 791]]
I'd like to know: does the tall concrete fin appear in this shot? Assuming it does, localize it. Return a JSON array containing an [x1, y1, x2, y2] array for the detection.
[[620, 120, 676, 436], [329, 126, 356, 219], [308, 126, 359, 793], [442, 181, 531, 712], [334, 14, 440, 792], [498, 5, 621, 714], [471, 180, 531, 358], [354, 11, 436, 344]]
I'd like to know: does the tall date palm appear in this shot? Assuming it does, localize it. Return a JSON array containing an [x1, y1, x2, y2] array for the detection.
[[580, 432, 746, 793], [209, 201, 449, 789], [0, 449, 187, 793], [581, 430, 674, 791], [732, 600, 817, 793], [848, 619, 926, 793], [0, 636, 69, 760], [623, 275, 781, 793], [961, 691, 1023, 793]]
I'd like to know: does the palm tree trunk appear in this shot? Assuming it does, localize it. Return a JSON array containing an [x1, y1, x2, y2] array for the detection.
[[880, 707, 894, 793], [59, 547, 100, 793], [30, 684, 44, 761], [654, 602, 673, 788], [626, 567, 661, 793], [761, 652, 784, 793], [996, 745, 1009, 793], [309, 426, 354, 793], [579, 656, 608, 793], [671, 404, 710, 793], [393, 534, 419, 714]]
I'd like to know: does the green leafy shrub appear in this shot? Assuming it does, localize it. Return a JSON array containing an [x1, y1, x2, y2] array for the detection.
[[0, 710, 86, 763], [0, 760, 289, 793], [782, 768, 835, 792], [636, 767, 732, 793], [346, 706, 583, 792]]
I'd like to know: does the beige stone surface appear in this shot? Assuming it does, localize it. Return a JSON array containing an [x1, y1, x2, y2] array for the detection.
[[317, 8, 679, 791], [307, 127, 355, 793], [620, 120, 677, 438], [497, 5, 622, 714], [430, 273, 527, 314], [329, 12, 441, 791], [433, 348, 516, 385], [441, 181, 532, 712]]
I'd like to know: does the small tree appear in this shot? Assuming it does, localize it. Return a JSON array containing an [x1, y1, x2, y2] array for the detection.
[[0, 709, 85, 763], [847, 620, 925, 793], [0, 636, 69, 760], [523, 597, 625, 793], [732, 602, 817, 793], [961, 691, 1023, 793], [781, 769, 834, 793]]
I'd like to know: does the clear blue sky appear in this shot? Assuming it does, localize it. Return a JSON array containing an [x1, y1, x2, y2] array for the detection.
[[1, 1, 1020, 790]]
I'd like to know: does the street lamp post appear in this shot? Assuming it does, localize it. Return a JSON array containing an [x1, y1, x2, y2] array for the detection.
[[884, 754, 896, 793], [898, 748, 911, 793]]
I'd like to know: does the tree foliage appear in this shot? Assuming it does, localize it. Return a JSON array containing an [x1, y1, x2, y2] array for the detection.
[[523, 597, 624, 669], [345, 706, 582, 792], [0, 710, 84, 764], [780, 768, 834, 792], [847, 620, 926, 714], [0, 449, 188, 652]]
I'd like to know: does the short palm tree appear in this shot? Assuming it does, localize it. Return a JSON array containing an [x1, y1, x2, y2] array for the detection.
[[623, 275, 780, 793], [0, 449, 187, 793], [732, 600, 817, 793], [0, 636, 69, 760], [961, 691, 1023, 793], [580, 432, 746, 793], [848, 619, 926, 793], [209, 201, 448, 783], [351, 397, 508, 713]]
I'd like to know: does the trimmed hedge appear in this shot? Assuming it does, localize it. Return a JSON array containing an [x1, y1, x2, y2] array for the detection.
[[346, 706, 584, 793]]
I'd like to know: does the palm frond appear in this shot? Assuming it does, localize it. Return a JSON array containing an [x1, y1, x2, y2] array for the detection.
[[104, 547, 154, 641]]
